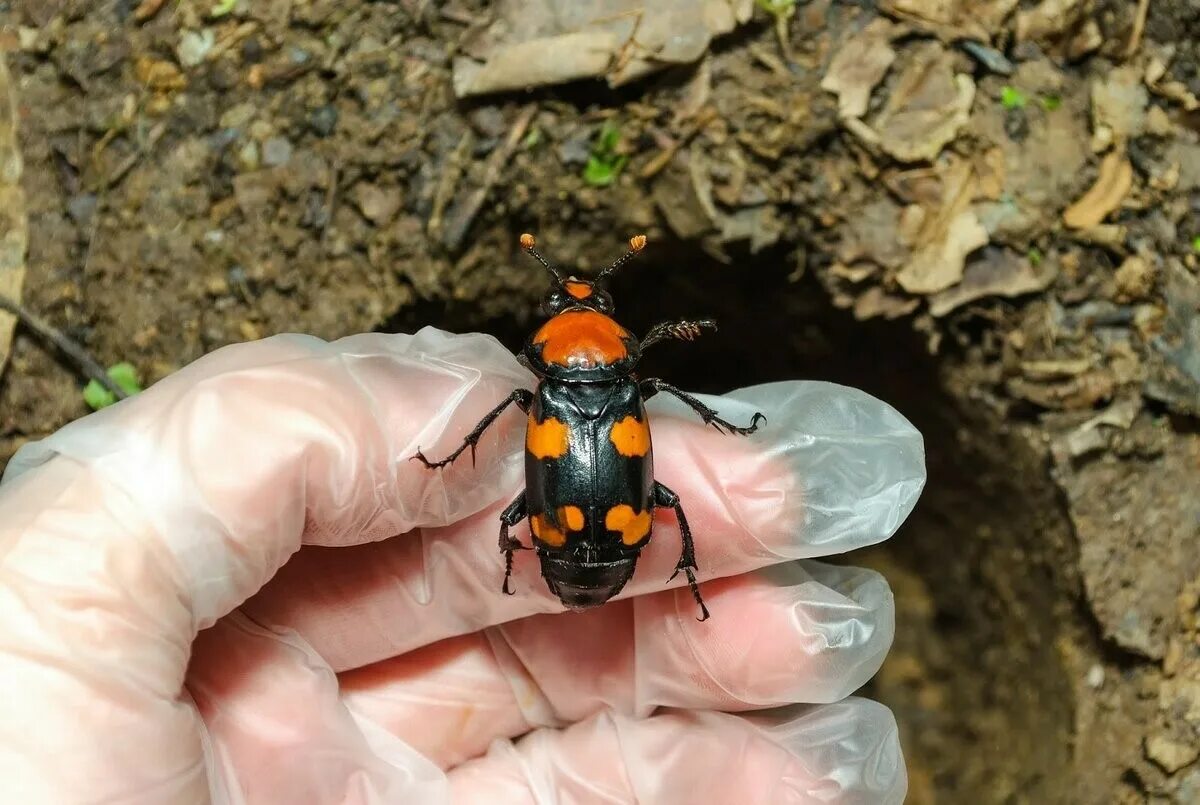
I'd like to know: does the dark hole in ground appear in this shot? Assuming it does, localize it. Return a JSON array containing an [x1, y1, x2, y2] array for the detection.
[[382, 239, 1080, 803]]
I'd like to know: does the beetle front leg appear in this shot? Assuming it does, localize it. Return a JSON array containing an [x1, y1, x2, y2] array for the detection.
[[413, 388, 534, 469], [639, 318, 717, 351], [640, 378, 765, 436], [498, 492, 529, 595], [653, 481, 709, 622]]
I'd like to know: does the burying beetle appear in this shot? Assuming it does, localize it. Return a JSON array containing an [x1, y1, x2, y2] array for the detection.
[[415, 234, 764, 620]]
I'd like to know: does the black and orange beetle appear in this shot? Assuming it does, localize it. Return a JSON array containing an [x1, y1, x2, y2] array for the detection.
[[415, 234, 764, 620]]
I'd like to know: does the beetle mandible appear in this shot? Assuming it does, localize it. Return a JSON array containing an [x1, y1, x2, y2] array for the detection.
[[414, 234, 765, 620]]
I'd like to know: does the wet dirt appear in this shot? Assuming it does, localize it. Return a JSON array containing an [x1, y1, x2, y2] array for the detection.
[[2, 1, 1199, 802]]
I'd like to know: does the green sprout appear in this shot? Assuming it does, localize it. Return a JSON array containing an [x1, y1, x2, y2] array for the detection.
[[582, 121, 628, 187], [522, 127, 542, 150], [1027, 247, 1043, 266], [1000, 86, 1027, 110], [211, 0, 238, 18], [1039, 93, 1062, 111], [755, 0, 797, 15], [83, 362, 143, 411], [1192, 235, 1200, 254]]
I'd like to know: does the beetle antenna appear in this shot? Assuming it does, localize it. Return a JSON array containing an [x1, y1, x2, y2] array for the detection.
[[595, 234, 647, 283], [519, 233, 564, 282]]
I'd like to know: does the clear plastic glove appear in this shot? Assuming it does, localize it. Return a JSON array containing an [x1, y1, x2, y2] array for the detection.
[[0, 328, 925, 804]]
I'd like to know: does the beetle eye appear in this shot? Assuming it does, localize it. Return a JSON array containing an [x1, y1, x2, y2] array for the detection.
[[593, 291, 614, 313], [542, 290, 566, 316]]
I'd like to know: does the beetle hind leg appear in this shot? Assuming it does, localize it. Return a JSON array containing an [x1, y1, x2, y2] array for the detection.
[[498, 493, 529, 595], [653, 481, 710, 621]]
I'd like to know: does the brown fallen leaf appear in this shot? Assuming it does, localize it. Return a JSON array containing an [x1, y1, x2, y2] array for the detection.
[[854, 286, 919, 320], [452, 0, 754, 97], [928, 247, 1057, 316], [820, 18, 898, 119], [133, 0, 168, 22], [1015, 0, 1086, 45], [879, 0, 1015, 41], [895, 157, 988, 294], [0, 55, 26, 375], [870, 42, 975, 163], [1063, 151, 1133, 229]]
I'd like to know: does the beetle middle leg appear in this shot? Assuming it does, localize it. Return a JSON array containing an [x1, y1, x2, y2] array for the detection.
[[640, 378, 765, 436], [498, 492, 529, 595], [413, 388, 533, 469], [653, 481, 710, 621]]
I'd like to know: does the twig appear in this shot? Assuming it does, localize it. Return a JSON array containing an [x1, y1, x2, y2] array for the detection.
[[441, 103, 537, 251], [0, 294, 129, 400], [427, 131, 473, 240], [639, 106, 718, 179], [1125, 0, 1151, 59], [321, 160, 340, 245]]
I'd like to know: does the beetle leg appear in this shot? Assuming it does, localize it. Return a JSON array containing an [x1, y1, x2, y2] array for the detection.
[[498, 492, 529, 596], [653, 481, 710, 622], [640, 378, 765, 436], [413, 389, 534, 469], [639, 318, 717, 351]]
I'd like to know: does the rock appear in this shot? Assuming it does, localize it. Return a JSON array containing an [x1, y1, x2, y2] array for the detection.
[[1145, 734, 1199, 773], [351, 183, 402, 225], [1113, 255, 1155, 302], [262, 137, 293, 167], [310, 105, 338, 137], [177, 29, 215, 68]]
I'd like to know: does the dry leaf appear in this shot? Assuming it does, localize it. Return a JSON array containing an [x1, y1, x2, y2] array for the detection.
[[895, 157, 988, 294], [821, 19, 898, 119], [896, 210, 988, 293], [854, 286, 919, 320], [871, 43, 975, 163], [1063, 151, 1133, 229], [928, 247, 1057, 315], [1015, 0, 1086, 44], [0, 55, 26, 374], [879, 0, 1015, 41], [452, 0, 754, 97]]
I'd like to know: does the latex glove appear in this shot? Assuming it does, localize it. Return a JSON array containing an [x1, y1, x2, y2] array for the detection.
[[0, 328, 924, 804]]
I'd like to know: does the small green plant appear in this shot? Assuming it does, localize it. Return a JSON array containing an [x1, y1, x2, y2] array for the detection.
[[83, 362, 143, 411], [1192, 235, 1200, 254], [755, 0, 797, 14], [211, 0, 238, 18], [1000, 86, 1027, 110], [1028, 247, 1043, 266], [523, 127, 542, 149], [1039, 93, 1062, 111], [583, 121, 628, 187]]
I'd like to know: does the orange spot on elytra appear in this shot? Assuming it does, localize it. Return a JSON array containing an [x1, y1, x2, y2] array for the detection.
[[533, 310, 630, 368], [605, 505, 652, 545], [610, 415, 651, 457], [530, 514, 565, 547], [531, 506, 585, 547], [526, 414, 569, 459], [563, 281, 593, 300], [559, 505, 585, 531]]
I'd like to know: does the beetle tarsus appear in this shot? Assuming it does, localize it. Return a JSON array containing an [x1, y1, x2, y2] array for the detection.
[[640, 378, 765, 437], [640, 318, 717, 351], [412, 389, 534, 469], [654, 481, 709, 621], [498, 493, 529, 595]]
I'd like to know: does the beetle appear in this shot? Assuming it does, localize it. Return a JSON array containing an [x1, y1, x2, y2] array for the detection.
[[414, 233, 764, 620]]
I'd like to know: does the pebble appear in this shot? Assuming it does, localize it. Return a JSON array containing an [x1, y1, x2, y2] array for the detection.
[[310, 105, 338, 137], [262, 137, 293, 167], [1086, 664, 1105, 689]]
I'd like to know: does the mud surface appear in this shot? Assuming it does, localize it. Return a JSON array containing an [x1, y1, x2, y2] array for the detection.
[[2, 1, 1199, 801]]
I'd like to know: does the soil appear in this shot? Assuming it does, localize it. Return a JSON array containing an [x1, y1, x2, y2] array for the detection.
[[2, 1, 1199, 802]]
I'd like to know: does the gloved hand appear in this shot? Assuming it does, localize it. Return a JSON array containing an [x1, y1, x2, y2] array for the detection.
[[0, 328, 924, 804]]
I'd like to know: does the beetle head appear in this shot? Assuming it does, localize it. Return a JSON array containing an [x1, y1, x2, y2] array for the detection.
[[519, 233, 646, 317]]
